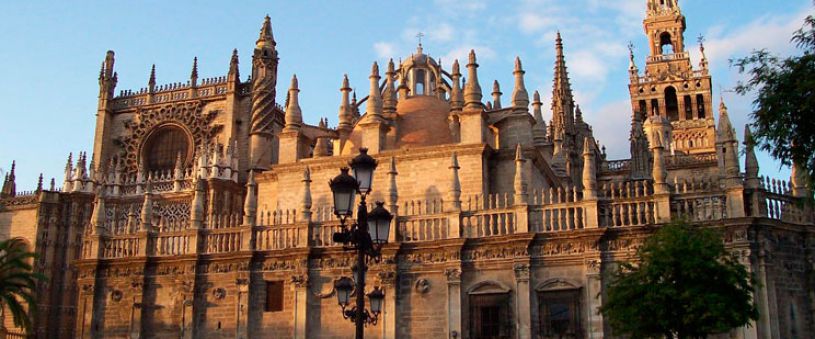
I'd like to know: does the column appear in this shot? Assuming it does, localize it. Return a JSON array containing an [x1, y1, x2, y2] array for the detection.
[[378, 271, 398, 339], [236, 278, 250, 339], [291, 274, 309, 339], [514, 263, 531, 339], [445, 268, 463, 338], [584, 259, 605, 338]]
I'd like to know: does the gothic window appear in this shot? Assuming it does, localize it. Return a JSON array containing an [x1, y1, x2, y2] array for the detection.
[[142, 126, 189, 173], [650, 99, 659, 116], [265, 280, 284, 312], [539, 289, 582, 338], [684, 95, 693, 120], [696, 94, 706, 118], [638, 100, 647, 121], [664, 87, 679, 121], [469, 293, 511, 339], [659, 32, 674, 54], [415, 69, 426, 95]]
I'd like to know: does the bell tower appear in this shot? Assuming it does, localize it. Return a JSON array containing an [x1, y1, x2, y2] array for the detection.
[[629, 0, 715, 155]]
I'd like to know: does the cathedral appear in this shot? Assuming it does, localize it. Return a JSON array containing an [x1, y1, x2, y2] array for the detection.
[[0, 1, 813, 338]]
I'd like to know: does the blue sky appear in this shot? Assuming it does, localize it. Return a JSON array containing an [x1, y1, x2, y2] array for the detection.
[[0, 0, 810, 190]]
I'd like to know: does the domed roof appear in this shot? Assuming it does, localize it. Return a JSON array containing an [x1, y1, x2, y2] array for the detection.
[[394, 95, 453, 148], [400, 44, 439, 71]]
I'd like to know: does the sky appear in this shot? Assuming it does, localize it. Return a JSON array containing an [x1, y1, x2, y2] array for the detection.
[[0, 0, 811, 191]]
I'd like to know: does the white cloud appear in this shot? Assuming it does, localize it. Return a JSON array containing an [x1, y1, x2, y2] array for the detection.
[[441, 45, 497, 65], [696, 8, 810, 66], [582, 99, 633, 159], [569, 50, 608, 83], [434, 0, 486, 14], [373, 42, 396, 58]]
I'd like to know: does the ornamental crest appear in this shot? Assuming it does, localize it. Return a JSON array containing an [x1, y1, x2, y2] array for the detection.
[[117, 101, 222, 173]]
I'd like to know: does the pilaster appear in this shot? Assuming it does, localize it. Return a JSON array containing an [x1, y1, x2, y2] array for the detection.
[[378, 271, 398, 339], [445, 268, 463, 338], [291, 273, 309, 339], [513, 263, 531, 339]]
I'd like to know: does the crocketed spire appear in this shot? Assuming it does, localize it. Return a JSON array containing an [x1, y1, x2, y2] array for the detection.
[[551, 32, 575, 142], [450, 59, 463, 111], [256, 15, 276, 49], [365, 61, 383, 119]]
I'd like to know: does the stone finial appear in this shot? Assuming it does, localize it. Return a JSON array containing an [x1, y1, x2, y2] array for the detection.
[[582, 137, 598, 199], [140, 184, 153, 232], [284, 74, 303, 130], [36, 173, 43, 193], [791, 160, 811, 198], [491, 80, 502, 109], [513, 144, 528, 204], [148, 64, 156, 92], [301, 167, 312, 221], [388, 157, 399, 213], [338, 74, 354, 133], [89, 186, 107, 235], [366, 61, 383, 119], [243, 171, 258, 226], [464, 50, 483, 110], [651, 132, 668, 192], [716, 97, 737, 143], [744, 125, 760, 187], [450, 59, 463, 111], [383, 59, 397, 113], [448, 153, 462, 210], [511, 56, 529, 108], [532, 90, 547, 139], [256, 15, 276, 49], [190, 177, 206, 229]]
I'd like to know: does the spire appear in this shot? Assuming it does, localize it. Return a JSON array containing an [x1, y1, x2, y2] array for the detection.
[[190, 57, 199, 86], [36, 173, 43, 193], [491, 80, 502, 109], [365, 61, 383, 119], [628, 42, 638, 72], [513, 144, 528, 204], [551, 32, 575, 140], [716, 97, 736, 142], [698, 35, 708, 70], [449, 153, 462, 210], [464, 50, 484, 110], [450, 59, 463, 111], [338, 74, 354, 133], [256, 15, 276, 49], [1, 161, 15, 197], [511, 57, 529, 108], [284, 74, 302, 130], [383, 59, 397, 113], [148, 64, 156, 92], [228, 49, 240, 81]]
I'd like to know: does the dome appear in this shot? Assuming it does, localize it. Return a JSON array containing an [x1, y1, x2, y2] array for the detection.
[[394, 95, 453, 148]]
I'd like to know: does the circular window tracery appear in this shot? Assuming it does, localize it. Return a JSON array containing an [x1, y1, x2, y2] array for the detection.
[[141, 125, 191, 173]]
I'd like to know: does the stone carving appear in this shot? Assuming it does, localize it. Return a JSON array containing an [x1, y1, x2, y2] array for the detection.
[[376, 271, 397, 286], [212, 287, 227, 300], [153, 200, 191, 232], [585, 259, 601, 274], [445, 268, 462, 283], [119, 101, 221, 173], [110, 289, 123, 302], [290, 274, 308, 287], [513, 263, 530, 282], [414, 278, 430, 294]]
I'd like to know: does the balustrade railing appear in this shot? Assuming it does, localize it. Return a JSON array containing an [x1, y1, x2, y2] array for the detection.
[[103, 236, 140, 259], [531, 203, 585, 232], [397, 215, 450, 242], [312, 221, 344, 247], [461, 209, 516, 238], [255, 224, 305, 250], [155, 233, 192, 256], [204, 229, 242, 253]]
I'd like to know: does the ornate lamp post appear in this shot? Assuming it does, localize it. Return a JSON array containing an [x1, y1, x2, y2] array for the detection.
[[330, 148, 393, 339]]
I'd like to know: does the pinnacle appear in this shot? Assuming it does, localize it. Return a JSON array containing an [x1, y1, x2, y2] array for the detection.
[[452, 59, 460, 74], [370, 61, 380, 78], [468, 49, 477, 65], [533, 90, 541, 103], [514, 56, 523, 73], [290, 74, 299, 90]]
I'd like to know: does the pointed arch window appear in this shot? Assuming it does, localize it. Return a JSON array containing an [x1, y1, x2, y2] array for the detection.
[[142, 125, 190, 173], [659, 32, 674, 55]]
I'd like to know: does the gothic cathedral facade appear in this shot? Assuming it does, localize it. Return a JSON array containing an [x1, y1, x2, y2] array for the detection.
[[1, 1, 813, 338]]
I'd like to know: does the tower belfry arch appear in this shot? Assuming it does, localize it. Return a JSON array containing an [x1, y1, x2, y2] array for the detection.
[[628, 0, 715, 155]]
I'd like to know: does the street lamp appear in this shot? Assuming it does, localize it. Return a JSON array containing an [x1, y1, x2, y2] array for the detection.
[[329, 148, 393, 339]]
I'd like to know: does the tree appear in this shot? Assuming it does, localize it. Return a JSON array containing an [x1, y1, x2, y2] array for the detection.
[[733, 7, 815, 186], [600, 221, 758, 339], [0, 238, 44, 334]]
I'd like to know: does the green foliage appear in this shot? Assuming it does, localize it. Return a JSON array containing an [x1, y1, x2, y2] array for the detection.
[[733, 9, 815, 186], [600, 221, 758, 339], [0, 238, 45, 334]]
